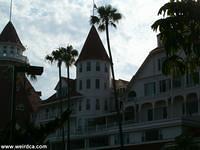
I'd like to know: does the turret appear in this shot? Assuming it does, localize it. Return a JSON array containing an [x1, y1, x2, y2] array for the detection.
[[0, 21, 28, 64], [76, 25, 112, 114]]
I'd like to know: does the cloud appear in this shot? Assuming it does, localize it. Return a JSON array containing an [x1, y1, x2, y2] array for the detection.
[[0, 0, 168, 99]]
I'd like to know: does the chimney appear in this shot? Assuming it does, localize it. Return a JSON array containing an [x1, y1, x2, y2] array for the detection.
[[157, 34, 163, 47]]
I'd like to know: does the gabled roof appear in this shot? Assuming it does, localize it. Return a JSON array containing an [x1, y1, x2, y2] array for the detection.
[[54, 77, 75, 90], [42, 91, 82, 105], [0, 21, 25, 50], [126, 47, 164, 92], [42, 76, 82, 104], [76, 25, 110, 63]]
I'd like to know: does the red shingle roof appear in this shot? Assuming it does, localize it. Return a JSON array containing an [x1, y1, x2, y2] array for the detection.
[[76, 25, 110, 63], [0, 21, 25, 50]]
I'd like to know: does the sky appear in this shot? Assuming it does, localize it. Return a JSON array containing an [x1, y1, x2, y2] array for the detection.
[[0, 0, 168, 99]]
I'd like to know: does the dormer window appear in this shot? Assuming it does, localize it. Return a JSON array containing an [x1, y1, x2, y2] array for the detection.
[[86, 62, 91, 71]]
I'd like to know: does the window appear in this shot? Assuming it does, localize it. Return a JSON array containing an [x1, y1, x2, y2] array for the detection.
[[96, 99, 100, 110], [95, 79, 100, 89], [104, 64, 108, 72], [104, 99, 108, 111], [16, 104, 25, 111], [147, 109, 153, 121], [79, 80, 82, 90], [159, 79, 171, 93], [186, 72, 199, 87], [45, 108, 49, 119], [104, 82, 107, 89], [79, 102, 82, 111], [86, 99, 90, 110], [86, 62, 91, 71], [145, 129, 159, 141], [86, 79, 91, 89], [144, 82, 156, 96], [10, 50, 14, 55], [158, 57, 165, 71], [3, 50, 7, 56], [154, 107, 167, 119], [79, 63, 82, 73], [173, 77, 182, 88], [96, 62, 100, 71], [163, 107, 167, 119], [61, 87, 67, 96]]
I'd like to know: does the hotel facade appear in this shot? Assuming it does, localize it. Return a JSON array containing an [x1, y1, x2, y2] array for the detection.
[[34, 26, 200, 149]]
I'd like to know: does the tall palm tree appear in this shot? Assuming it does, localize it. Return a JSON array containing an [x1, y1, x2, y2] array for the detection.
[[152, 0, 200, 77], [90, 4, 123, 149], [61, 45, 78, 150], [45, 48, 65, 150]]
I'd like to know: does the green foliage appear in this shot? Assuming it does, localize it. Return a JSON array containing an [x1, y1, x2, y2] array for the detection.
[[90, 4, 122, 31], [0, 109, 70, 144], [45, 45, 78, 68], [152, 0, 200, 76]]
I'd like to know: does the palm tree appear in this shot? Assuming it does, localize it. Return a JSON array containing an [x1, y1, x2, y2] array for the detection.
[[152, 0, 200, 77], [61, 45, 78, 150], [90, 4, 124, 149], [45, 48, 65, 150]]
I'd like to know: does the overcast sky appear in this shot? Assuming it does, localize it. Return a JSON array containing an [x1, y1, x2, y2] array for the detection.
[[0, 0, 168, 99]]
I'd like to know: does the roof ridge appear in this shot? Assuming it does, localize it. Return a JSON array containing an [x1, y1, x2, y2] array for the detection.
[[76, 25, 110, 63], [0, 21, 25, 50]]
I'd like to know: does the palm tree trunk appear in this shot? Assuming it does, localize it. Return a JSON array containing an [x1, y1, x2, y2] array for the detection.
[[105, 22, 124, 149], [67, 64, 71, 150], [58, 64, 65, 150]]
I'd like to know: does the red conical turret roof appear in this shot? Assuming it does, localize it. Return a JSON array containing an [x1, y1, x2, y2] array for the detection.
[[0, 21, 25, 50], [76, 25, 109, 63]]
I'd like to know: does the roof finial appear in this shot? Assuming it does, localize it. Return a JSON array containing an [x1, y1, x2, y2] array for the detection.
[[9, 0, 13, 21], [92, 0, 97, 16]]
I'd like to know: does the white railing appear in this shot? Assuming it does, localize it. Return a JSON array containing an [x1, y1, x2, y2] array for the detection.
[[48, 117, 190, 139], [0, 54, 28, 63]]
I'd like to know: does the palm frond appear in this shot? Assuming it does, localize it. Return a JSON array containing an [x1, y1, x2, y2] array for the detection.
[[98, 23, 106, 32], [162, 55, 186, 77]]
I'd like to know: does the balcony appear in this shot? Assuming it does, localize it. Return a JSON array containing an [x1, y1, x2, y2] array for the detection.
[[0, 54, 28, 63], [48, 116, 200, 141]]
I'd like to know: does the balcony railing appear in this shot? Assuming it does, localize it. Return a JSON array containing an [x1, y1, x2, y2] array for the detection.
[[47, 116, 199, 140]]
